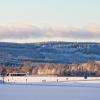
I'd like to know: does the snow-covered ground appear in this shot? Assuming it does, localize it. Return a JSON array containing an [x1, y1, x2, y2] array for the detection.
[[0, 83, 100, 100], [1, 76, 100, 84]]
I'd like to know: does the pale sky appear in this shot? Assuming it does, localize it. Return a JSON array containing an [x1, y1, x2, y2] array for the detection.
[[0, 0, 100, 43]]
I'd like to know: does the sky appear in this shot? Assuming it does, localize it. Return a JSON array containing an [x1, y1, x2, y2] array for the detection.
[[0, 0, 100, 43]]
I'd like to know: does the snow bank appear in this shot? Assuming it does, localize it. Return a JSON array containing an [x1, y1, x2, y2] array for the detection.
[[0, 76, 100, 84]]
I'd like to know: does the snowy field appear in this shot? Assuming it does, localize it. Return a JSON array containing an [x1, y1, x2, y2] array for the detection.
[[0, 83, 100, 100], [1, 76, 100, 84]]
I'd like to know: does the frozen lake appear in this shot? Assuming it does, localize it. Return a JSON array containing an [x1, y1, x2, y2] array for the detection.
[[0, 83, 100, 100]]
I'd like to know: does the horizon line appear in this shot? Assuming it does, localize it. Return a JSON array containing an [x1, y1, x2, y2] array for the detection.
[[0, 40, 100, 44]]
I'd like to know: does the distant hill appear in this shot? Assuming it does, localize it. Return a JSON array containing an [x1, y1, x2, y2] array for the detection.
[[0, 42, 100, 66]]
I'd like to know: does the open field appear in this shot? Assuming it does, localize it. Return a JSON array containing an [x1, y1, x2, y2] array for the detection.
[[0, 83, 100, 100], [0, 76, 100, 84]]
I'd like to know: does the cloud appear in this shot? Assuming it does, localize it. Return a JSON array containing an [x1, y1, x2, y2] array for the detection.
[[0, 24, 100, 42], [0, 24, 44, 39]]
